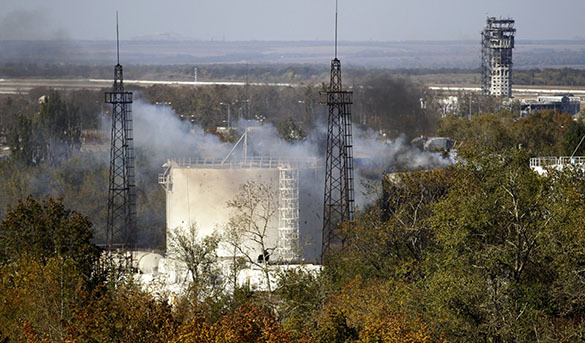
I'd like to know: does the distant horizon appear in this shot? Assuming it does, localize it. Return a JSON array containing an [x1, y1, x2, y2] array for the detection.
[[1, 38, 585, 44]]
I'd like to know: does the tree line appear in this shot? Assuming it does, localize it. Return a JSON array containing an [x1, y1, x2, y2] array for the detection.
[[4, 63, 585, 87]]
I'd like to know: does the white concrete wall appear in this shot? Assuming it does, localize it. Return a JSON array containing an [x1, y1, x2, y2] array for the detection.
[[166, 166, 280, 259], [164, 164, 324, 262]]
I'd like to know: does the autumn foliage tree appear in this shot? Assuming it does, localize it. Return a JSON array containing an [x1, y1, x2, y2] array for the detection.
[[0, 256, 85, 342], [315, 277, 440, 343], [174, 304, 291, 343]]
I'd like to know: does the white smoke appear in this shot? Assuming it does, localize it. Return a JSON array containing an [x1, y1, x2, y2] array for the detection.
[[132, 99, 322, 168], [131, 98, 451, 209], [351, 129, 452, 207], [231, 119, 320, 160], [353, 129, 452, 172], [132, 99, 230, 169]]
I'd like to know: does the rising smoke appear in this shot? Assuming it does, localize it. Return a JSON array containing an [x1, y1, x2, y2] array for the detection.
[[132, 99, 230, 169], [130, 97, 451, 209], [0, 9, 89, 65]]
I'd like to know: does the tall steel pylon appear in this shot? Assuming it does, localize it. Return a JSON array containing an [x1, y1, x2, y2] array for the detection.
[[320, 0, 355, 261], [105, 13, 135, 250]]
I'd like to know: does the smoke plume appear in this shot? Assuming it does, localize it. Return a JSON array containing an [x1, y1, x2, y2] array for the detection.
[[132, 99, 230, 169], [131, 98, 451, 209]]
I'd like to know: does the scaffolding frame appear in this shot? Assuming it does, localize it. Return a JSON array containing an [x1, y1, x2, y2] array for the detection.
[[278, 167, 300, 262]]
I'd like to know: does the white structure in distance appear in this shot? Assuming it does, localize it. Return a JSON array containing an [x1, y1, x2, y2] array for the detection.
[[159, 156, 323, 262], [529, 156, 585, 175], [133, 128, 325, 297]]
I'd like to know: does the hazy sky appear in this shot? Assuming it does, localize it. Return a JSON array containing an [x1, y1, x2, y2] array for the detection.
[[1, 0, 584, 41]]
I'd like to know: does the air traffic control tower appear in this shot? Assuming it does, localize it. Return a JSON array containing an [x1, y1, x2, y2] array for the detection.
[[481, 17, 516, 97]]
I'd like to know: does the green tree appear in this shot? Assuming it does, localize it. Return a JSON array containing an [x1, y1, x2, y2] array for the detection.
[[425, 147, 585, 341], [0, 196, 99, 280], [511, 111, 574, 156], [274, 268, 327, 340], [277, 117, 306, 142], [559, 119, 585, 156], [325, 169, 452, 291], [438, 112, 515, 153], [438, 110, 585, 157], [167, 223, 221, 294]]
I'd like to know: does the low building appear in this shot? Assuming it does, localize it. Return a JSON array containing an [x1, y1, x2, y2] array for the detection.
[[521, 94, 581, 116], [411, 136, 452, 152]]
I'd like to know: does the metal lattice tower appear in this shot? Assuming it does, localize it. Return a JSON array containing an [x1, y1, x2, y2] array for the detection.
[[105, 14, 135, 250], [481, 17, 515, 97], [320, 0, 355, 261]]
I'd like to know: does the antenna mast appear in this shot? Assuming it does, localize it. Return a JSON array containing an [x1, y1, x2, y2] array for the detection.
[[116, 11, 120, 65], [320, 0, 355, 262], [105, 12, 136, 251], [335, 0, 338, 58]]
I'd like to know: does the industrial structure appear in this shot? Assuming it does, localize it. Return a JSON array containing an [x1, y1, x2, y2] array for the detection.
[[521, 94, 581, 116], [530, 157, 585, 175], [320, 1, 355, 260], [481, 17, 515, 97], [159, 129, 324, 263], [105, 14, 136, 250]]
